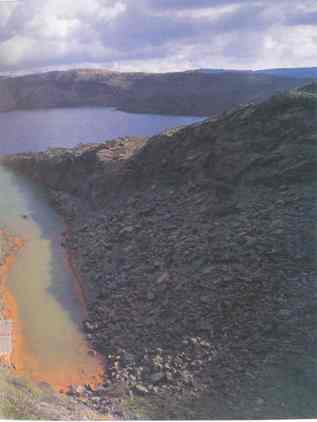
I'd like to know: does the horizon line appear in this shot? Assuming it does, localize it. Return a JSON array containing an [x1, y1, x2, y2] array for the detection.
[[1, 65, 317, 77]]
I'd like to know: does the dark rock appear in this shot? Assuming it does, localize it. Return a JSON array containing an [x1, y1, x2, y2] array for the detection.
[[150, 372, 165, 384], [3, 86, 317, 419]]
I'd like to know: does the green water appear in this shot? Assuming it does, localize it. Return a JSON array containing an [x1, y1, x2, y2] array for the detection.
[[0, 165, 103, 387]]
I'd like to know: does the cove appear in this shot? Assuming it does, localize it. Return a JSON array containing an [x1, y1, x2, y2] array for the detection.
[[0, 107, 204, 154], [0, 164, 103, 389]]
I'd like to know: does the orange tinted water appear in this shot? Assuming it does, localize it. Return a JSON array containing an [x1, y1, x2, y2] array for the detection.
[[0, 165, 104, 390]]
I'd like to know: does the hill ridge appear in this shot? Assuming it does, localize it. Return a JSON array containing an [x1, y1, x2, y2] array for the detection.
[[0, 68, 308, 116]]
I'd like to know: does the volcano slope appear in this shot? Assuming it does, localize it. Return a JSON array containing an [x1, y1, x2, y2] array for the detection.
[[3, 84, 317, 418]]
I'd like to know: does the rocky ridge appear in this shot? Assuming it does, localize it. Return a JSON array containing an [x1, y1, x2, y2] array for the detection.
[[2, 85, 317, 418]]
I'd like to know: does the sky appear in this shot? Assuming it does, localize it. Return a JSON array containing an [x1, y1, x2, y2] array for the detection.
[[0, 0, 316, 74]]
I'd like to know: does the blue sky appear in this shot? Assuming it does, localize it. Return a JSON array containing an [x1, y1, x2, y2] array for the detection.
[[0, 0, 316, 73]]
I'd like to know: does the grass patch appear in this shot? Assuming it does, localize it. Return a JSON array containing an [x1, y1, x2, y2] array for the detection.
[[0, 368, 101, 420]]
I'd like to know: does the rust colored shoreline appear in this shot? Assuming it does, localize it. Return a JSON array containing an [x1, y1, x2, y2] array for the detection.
[[0, 230, 25, 371], [0, 228, 105, 391]]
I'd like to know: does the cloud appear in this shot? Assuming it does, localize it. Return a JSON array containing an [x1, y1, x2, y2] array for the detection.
[[145, 0, 257, 10], [286, 12, 317, 26], [0, 0, 316, 73]]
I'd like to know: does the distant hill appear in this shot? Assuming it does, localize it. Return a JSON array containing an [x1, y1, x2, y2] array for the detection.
[[256, 67, 317, 79], [193, 68, 251, 74], [195, 67, 317, 79], [0, 68, 308, 116]]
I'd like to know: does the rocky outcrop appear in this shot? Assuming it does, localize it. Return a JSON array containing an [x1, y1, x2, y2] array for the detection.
[[0, 68, 308, 116], [2, 86, 317, 418]]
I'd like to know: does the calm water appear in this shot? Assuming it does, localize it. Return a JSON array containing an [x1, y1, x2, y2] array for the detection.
[[0, 108, 203, 386], [0, 165, 103, 387], [0, 107, 204, 154]]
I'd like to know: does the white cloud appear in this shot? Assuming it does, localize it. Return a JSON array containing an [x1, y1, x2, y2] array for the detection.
[[0, 0, 316, 73], [174, 4, 241, 20], [258, 25, 317, 68]]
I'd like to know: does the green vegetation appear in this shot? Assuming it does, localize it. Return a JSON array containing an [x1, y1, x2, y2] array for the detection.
[[0, 369, 101, 420]]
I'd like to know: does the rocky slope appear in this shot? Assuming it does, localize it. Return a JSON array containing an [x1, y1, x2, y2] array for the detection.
[[0, 68, 308, 116], [2, 84, 317, 418]]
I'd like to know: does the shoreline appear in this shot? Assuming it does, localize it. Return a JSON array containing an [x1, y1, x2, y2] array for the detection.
[[63, 226, 88, 319], [0, 229, 25, 371], [0, 226, 105, 392], [62, 225, 107, 389]]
